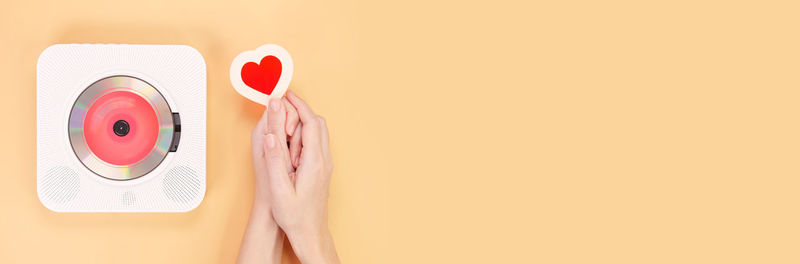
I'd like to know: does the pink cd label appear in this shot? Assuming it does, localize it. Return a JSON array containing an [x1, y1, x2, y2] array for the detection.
[[83, 90, 159, 166]]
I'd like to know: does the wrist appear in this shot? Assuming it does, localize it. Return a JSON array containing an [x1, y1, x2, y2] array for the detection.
[[238, 203, 284, 264], [249, 199, 280, 230], [286, 224, 339, 264]]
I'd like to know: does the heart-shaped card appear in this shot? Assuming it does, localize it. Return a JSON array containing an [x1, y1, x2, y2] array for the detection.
[[230, 44, 294, 105]]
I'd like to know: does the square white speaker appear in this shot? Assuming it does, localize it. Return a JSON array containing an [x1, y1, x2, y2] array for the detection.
[[37, 44, 206, 212]]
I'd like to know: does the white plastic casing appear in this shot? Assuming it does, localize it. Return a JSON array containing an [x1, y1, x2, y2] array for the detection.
[[37, 44, 206, 212]]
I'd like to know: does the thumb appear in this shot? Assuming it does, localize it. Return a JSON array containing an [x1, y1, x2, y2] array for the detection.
[[264, 133, 293, 195]]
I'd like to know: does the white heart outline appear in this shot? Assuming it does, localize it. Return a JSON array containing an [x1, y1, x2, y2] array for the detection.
[[230, 44, 294, 105]]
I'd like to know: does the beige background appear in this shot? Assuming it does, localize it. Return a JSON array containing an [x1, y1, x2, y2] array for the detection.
[[1, 0, 799, 263]]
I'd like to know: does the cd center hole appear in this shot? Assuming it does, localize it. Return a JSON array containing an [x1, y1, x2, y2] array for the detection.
[[113, 120, 130, 137]]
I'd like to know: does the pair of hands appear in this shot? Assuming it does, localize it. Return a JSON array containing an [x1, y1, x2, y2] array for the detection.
[[239, 91, 338, 264]]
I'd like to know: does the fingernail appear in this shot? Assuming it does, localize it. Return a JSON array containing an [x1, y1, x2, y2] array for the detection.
[[269, 99, 281, 111], [265, 134, 276, 149]]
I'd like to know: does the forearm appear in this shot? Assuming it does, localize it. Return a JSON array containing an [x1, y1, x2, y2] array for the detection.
[[237, 202, 284, 264]]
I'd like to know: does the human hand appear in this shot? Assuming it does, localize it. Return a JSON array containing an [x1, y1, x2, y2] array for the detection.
[[237, 95, 302, 264], [262, 91, 339, 264], [252, 96, 303, 203]]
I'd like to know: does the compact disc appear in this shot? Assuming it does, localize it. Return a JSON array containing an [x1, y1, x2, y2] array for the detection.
[[69, 75, 175, 180]]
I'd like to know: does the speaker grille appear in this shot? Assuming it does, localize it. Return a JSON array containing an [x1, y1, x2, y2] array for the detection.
[[40, 166, 80, 203], [121, 191, 136, 207], [162, 166, 201, 203]]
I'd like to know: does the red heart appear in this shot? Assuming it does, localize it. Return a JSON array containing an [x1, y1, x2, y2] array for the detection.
[[241, 55, 282, 95]]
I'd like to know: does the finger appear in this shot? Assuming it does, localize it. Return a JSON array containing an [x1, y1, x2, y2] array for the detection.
[[317, 116, 333, 187], [251, 109, 269, 185], [289, 122, 303, 168], [318, 116, 331, 163], [260, 107, 270, 135], [251, 109, 269, 158], [264, 133, 293, 195], [286, 91, 317, 124], [286, 91, 322, 154], [267, 98, 288, 142], [267, 98, 293, 169], [283, 97, 300, 136]]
